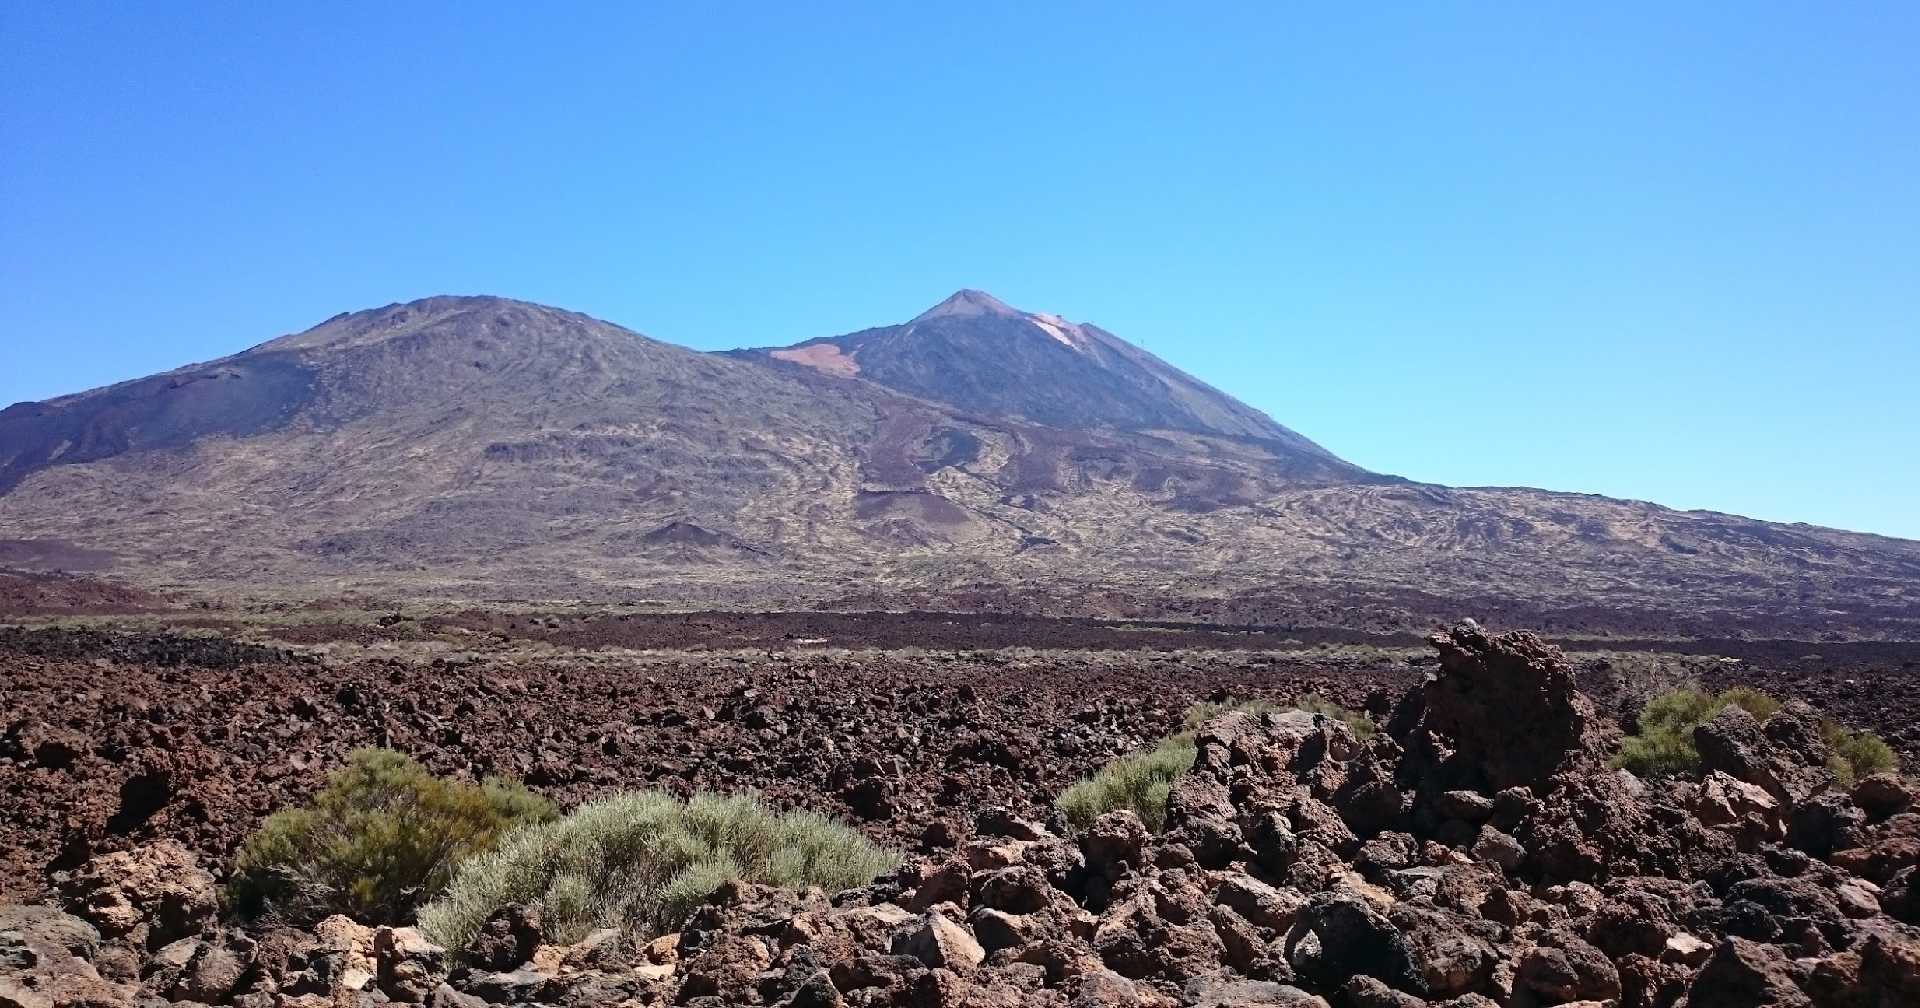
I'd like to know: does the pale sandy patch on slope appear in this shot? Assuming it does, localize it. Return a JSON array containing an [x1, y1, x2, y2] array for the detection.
[[771, 343, 862, 377]]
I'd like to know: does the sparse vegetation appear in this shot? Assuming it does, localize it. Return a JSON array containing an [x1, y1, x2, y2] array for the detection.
[[1612, 685, 1897, 784], [1056, 731, 1200, 833], [1822, 718, 1899, 785], [1715, 685, 1781, 722], [1612, 685, 1781, 777], [1179, 698, 1278, 730], [1056, 696, 1373, 832], [228, 748, 556, 925], [417, 790, 898, 949], [1293, 692, 1378, 740]]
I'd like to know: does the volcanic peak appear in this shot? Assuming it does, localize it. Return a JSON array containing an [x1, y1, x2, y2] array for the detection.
[[908, 288, 1023, 322]]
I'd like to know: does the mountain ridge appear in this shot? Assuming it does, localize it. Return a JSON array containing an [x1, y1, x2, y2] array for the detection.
[[2, 292, 1917, 637]]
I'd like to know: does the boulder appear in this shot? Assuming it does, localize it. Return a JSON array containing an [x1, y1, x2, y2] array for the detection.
[[1696, 704, 1836, 807], [462, 966, 556, 1004], [1214, 875, 1306, 934], [0, 905, 134, 1008], [1182, 975, 1329, 1007], [975, 809, 1052, 842], [1885, 866, 1920, 924], [897, 857, 972, 913], [1692, 771, 1785, 848], [1786, 790, 1865, 859], [461, 904, 542, 972], [1833, 816, 1920, 883], [1684, 936, 1812, 1007], [1520, 768, 1735, 884], [1282, 893, 1419, 995], [1388, 622, 1611, 798], [1854, 775, 1918, 822], [142, 930, 253, 1003], [894, 911, 986, 972], [974, 866, 1053, 915], [1094, 874, 1225, 984], [1516, 934, 1621, 1004], [375, 926, 448, 1003], [1070, 969, 1181, 1007], [1468, 827, 1525, 873], [1695, 707, 1785, 796], [1386, 903, 1497, 998], [58, 842, 216, 952], [1340, 975, 1426, 1008], [1724, 875, 1854, 952], [1082, 812, 1150, 881]]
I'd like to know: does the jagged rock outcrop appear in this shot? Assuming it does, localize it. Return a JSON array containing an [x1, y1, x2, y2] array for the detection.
[[1390, 621, 1613, 799]]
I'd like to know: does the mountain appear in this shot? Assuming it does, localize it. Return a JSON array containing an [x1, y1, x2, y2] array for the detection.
[[3, 291, 1918, 636], [732, 289, 1324, 451]]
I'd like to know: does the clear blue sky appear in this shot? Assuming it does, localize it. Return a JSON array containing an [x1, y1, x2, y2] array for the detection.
[[3, 4, 1916, 539]]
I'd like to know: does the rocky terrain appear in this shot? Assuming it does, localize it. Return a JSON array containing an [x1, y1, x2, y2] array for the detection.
[[2, 293, 1918, 636], [0, 617, 1409, 904], [5, 622, 1917, 1007]]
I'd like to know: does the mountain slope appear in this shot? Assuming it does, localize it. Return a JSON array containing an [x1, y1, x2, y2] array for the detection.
[[735, 290, 1329, 453], [2, 293, 1918, 635]]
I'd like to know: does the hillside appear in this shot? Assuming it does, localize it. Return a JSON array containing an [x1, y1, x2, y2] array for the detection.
[[2, 292, 1918, 636]]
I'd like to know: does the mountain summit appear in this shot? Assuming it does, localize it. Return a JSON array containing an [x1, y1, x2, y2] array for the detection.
[[909, 288, 1022, 321], [740, 290, 1325, 451]]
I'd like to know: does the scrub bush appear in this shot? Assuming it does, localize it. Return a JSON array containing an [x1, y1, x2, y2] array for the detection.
[[229, 748, 556, 925], [417, 790, 897, 949]]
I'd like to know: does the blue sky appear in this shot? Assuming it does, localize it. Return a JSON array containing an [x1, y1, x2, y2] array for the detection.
[[3, 4, 1916, 539]]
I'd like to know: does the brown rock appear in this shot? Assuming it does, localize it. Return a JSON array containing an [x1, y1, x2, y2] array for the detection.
[[1390, 622, 1611, 797], [460, 904, 541, 972], [1070, 969, 1180, 1007], [1468, 827, 1525, 873], [1854, 774, 1918, 821], [1282, 893, 1418, 994], [1386, 903, 1496, 998], [58, 842, 216, 952], [1083, 812, 1149, 881], [1214, 875, 1306, 934], [1516, 935, 1620, 1004], [1685, 937, 1812, 1008], [143, 930, 253, 1003], [895, 911, 986, 972], [1692, 771, 1786, 848], [0, 905, 134, 1008], [898, 857, 972, 913], [375, 926, 447, 1003]]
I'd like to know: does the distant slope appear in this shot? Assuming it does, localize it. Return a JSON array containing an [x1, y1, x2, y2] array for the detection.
[[2, 293, 1918, 636], [734, 290, 1331, 454]]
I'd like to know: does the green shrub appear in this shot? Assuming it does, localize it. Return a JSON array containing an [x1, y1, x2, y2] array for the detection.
[[1613, 686, 1724, 776], [416, 791, 898, 949], [1056, 732, 1198, 833], [1821, 719, 1898, 786], [1612, 685, 1896, 785], [1716, 686, 1782, 722], [1614, 685, 1786, 777], [228, 748, 556, 925]]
